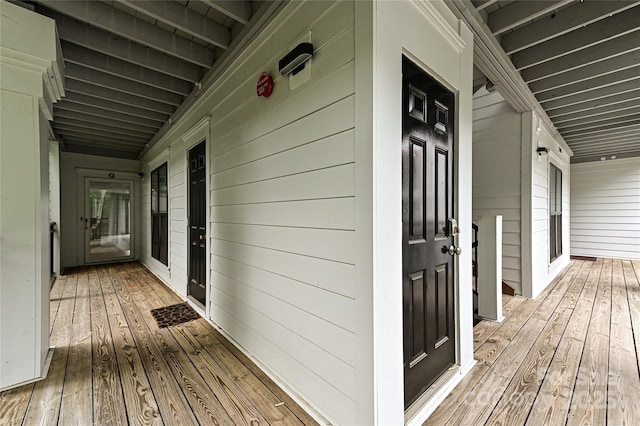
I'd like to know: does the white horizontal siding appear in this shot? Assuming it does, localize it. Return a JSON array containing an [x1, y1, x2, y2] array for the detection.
[[571, 158, 640, 260], [140, 1, 357, 424], [472, 89, 523, 294]]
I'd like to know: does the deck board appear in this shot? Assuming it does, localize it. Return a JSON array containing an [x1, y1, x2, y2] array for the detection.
[[0, 262, 317, 425], [426, 257, 640, 426]]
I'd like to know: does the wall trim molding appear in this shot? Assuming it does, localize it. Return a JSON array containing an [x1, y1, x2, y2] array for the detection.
[[413, 1, 466, 53]]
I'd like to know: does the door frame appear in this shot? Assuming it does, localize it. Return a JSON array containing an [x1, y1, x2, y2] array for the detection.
[[76, 168, 140, 266], [181, 117, 211, 317]]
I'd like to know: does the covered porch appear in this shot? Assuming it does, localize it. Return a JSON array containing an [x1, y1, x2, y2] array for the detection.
[[427, 258, 640, 425], [0, 262, 317, 425]]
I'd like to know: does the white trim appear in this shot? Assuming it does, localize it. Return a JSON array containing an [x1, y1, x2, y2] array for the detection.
[[412, 1, 466, 53], [181, 115, 211, 145], [520, 111, 534, 297]]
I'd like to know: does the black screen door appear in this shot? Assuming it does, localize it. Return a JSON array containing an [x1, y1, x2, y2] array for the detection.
[[188, 141, 207, 306], [402, 56, 457, 408]]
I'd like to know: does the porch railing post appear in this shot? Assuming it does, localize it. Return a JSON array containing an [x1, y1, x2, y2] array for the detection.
[[477, 215, 504, 322]]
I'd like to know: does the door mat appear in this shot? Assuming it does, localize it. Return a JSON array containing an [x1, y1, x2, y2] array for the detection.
[[570, 255, 597, 261], [151, 303, 200, 328]]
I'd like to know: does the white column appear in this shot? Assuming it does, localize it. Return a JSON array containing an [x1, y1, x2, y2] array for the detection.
[[477, 215, 504, 322], [0, 0, 64, 391]]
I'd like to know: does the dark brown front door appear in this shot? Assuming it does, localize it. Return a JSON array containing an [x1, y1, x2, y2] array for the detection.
[[188, 141, 207, 306], [402, 56, 456, 408]]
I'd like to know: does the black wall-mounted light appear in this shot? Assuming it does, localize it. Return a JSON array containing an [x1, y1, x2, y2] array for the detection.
[[537, 147, 549, 155], [279, 42, 314, 76]]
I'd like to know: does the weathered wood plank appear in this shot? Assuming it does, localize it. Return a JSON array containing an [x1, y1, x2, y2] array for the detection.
[[59, 268, 94, 425], [607, 260, 640, 424], [526, 258, 603, 426], [106, 265, 199, 425], [566, 258, 612, 426], [473, 294, 526, 347], [88, 267, 127, 425], [121, 268, 237, 425], [425, 261, 579, 425], [130, 263, 315, 425], [0, 384, 34, 425], [97, 266, 163, 426], [22, 273, 78, 425], [49, 274, 68, 334]]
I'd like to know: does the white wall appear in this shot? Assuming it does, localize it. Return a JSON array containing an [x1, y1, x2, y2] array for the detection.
[[49, 140, 61, 276], [142, 1, 356, 423], [370, 1, 475, 423], [521, 111, 572, 298], [0, 0, 61, 390], [472, 88, 523, 294], [140, 0, 475, 423], [60, 153, 140, 268], [571, 158, 640, 260]]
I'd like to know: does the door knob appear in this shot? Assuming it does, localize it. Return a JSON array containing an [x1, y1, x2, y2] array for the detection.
[[444, 245, 461, 256], [199, 234, 206, 240]]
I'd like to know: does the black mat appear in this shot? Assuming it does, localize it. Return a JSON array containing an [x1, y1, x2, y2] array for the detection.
[[151, 303, 200, 328]]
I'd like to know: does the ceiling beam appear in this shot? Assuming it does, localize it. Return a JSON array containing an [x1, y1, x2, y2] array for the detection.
[[61, 138, 142, 151], [521, 31, 640, 82], [487, 0, 573, 36], [561, 122, 640, 139], [501, 1, 640, 54], [55, 100, 164, 128], [54, 118, 155, 139], [542, 78, 640, 110], [535, 66, 640, 102], [38, 8, 202, 83], [444, 1, 573, 156], [61, 41, 194, 95], [528, 50, 640, 94], [56, 131, 145, 148], [554, 103, 640, 126], [54, 124, 150, 144], [65, 62, 184, 106], [546, 88, 640, 117], [560, 114, 640, 136], [63, 92, 170, 122], [118, 0, 230, 48], [513, 8, 640, 70], [63, 143, 140, 160], [201, 0, 252, 25], [564, 126, 640, 143], [38, 0, 215, 67], [54, 109, 159, 134], [556, 106, 640, 129], [65, 80, 176, 115], [474, 0, 499, 12]]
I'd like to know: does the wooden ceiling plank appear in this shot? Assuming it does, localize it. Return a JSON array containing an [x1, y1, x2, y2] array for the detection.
[[63, 92, 169, 122], [487, 0, 574, 36], [54, 109, 159, 133], [545, 88, 640, 117], [521, 31, 640, 82], [513, 7, 640, 70], [65, 62, 183, 106], [502, 1, 640, 54], [542, 78, 640, 110], [528, 50, 640, 94], [62, 41, 194, 95], [65, 80, 176, 115], [118, 0, 230, 48], [55, 100, 164, 128], [41, 8, 202, 83], [38, 0, 215, 67], [201, 0, 251, 25]]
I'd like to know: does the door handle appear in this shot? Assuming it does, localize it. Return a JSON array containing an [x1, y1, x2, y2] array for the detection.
[[443, 245, 462, 256]]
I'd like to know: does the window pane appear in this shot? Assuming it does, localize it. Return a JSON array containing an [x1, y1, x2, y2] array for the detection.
[[159, 164, 168, 214], [151, 169, 159, 214]]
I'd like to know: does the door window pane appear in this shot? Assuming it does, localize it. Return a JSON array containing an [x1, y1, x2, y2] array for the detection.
[[151, 163, 168, 265], [88, 181, 131, 262]]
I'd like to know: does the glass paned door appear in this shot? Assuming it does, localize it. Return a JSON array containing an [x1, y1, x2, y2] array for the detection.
[[85, 179, 133, 263]]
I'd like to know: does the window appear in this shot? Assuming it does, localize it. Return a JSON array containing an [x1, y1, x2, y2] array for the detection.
[[549, 163, 562, 262], [151, 163, 168, 265]]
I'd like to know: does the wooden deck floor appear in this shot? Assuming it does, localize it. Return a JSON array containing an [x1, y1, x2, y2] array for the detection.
[[425, 258, 640, 426], [0, 262, 317, 426]]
